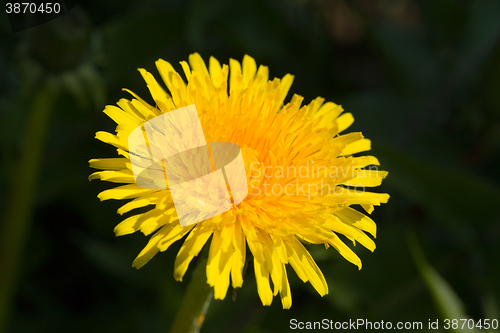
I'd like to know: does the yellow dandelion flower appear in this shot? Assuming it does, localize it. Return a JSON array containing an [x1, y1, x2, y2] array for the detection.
[[89, 53, 389, 309]]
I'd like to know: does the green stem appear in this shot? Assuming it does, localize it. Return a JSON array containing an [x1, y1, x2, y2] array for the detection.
[[169, 259, 213, 333], [0, 82, 56, 333]]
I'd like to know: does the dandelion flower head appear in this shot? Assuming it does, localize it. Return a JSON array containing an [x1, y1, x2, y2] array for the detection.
[[89, 53, 389, 308]]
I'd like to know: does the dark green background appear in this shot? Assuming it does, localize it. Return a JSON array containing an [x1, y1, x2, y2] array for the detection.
[[1, 0, 500, 332]]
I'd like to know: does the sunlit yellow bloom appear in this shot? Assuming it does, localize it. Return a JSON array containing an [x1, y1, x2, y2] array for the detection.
[[89, 53, 389, 308]]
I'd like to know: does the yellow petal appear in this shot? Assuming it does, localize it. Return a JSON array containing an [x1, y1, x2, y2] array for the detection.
[[132, 225, 171, 269], [327, 233, 362, 269], [331, 189, 390, 206], [336, 112, 354, 133], [254, 257, 273, 306], [103, 105, 141, 127], [208, 56, 225, 89], [343, 138, 371, 155], [95, 131, 127, 150], [138, 68, 171, 104], [89, 169, 135, 183], [114, 209, 161, 236], [278, 74, 294, 107], [155, 59, 176, 90], [242, 55, 257, 89], [230, 221, 246, 288], [188, 53, 209, 77], [206, 227, 223, 286], [206, 225, 234, 294], [323, 216, 376, 252], [279, 264, 292, 309], [116, 193, 161, 215], [289, 238, 328, 296], [179, 61, 192, 82], [315, 102, 343, 122], [257, 229, 282, 295], [98, 184, 158, 201], [254, 65, 269, 89], [229, 58, 243, 94], [213, 253, 232, 300], [141, 211, 173, 236], [332, 132, 363, 149], [174, 224, 214, 281], [344, 170, 389, 187], [335, 207, 377, 237], [157, 223, 194, 251], [351, 156, 380, 168], [89, 158, 129, 171], [361, 204, 374, 214], [122, 88, 158, 113]]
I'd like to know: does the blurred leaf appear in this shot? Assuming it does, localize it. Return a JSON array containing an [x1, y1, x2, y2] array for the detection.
[[73, 233, 138, 283], [324, 277, 360, 315], [169, 259, 213, 333], [408, 231, 479, 333], [78, 63, 106, 110], [60, 70, 89, 109], [368, 23, 437, 92], [420, 0, 468, 46], [102, 5, 184, 88], [482, 294, 500, 327], [375, 144, 500, 240]]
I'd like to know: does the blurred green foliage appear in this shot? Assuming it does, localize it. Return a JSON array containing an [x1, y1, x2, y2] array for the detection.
[[1, 0, 499, 332]]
